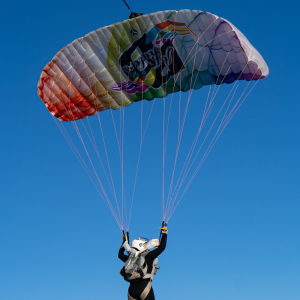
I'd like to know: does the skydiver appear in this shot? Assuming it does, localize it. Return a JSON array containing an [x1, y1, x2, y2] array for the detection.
[[118, 226, 168, 300]]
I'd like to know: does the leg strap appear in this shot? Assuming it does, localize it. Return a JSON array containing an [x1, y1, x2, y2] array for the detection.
[[128, 291, 137, 300], [127, 280, 152, 300], [140, 281, 152, 300]]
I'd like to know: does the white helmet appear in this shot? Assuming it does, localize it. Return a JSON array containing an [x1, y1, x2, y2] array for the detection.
[[131, 237, 149, 251]]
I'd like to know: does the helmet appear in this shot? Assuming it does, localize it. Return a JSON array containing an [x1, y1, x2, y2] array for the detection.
[[131, 237, 149, 251]]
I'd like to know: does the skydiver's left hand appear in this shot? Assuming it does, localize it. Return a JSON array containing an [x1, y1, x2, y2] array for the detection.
[[162, 227, 168, 234]]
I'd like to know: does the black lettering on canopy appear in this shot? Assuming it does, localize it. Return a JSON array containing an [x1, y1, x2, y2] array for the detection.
[[120, 33, 184, 89]]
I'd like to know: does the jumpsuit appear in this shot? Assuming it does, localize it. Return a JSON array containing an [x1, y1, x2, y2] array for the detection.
[[118, 233, 167, 300]]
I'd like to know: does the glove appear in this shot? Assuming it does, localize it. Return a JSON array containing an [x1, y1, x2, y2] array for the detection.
[[162, 228, 168, 234], [122, 232, 129, 244]]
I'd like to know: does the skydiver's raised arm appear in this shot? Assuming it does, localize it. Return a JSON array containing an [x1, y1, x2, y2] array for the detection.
[[118, 246, 129, 262], [146, 231, 167, 262]]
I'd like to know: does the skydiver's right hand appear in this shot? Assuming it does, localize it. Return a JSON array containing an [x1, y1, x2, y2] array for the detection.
[[122, 234, 126, 244]]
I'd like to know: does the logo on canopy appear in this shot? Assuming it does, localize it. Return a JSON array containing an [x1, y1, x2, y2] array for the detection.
[[109, 20, 196, 94]]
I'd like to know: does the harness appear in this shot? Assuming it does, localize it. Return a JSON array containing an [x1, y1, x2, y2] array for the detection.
[[120, 252, 159, 300], [127, 280, 152, 300]]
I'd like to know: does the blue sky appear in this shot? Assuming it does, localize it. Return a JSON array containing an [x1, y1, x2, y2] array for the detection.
[[0, 0, 299, 299]]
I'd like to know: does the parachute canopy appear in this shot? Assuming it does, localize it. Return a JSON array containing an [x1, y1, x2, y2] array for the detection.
[[37, 9, 268, 121]]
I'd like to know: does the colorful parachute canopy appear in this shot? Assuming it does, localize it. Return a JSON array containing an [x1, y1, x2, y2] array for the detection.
[[37, 9, 268, 122]]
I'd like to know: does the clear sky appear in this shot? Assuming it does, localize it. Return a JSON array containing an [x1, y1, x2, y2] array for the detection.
[[0, 0, 299, 299]]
